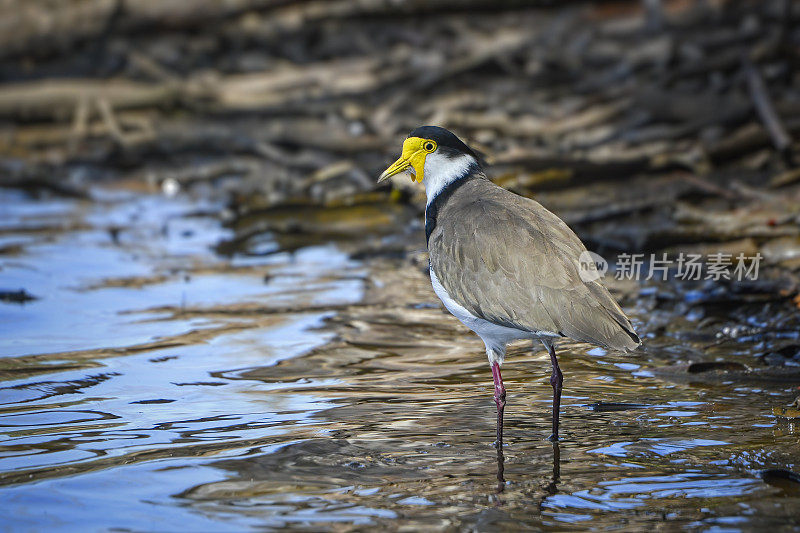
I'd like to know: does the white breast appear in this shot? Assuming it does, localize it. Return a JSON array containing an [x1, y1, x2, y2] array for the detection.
[[429, 266, 552, 363]]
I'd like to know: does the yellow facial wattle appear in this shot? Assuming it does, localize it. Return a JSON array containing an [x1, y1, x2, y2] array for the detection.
[[378, 137, 437, 184]]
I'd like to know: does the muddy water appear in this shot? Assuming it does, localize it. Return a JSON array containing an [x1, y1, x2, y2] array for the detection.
[[1, 186, 799, 531]]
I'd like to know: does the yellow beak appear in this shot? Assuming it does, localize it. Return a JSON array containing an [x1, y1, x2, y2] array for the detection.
[[377, 137, 429, 184]]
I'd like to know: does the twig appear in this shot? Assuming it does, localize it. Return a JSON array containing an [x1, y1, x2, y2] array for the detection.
[[0, 79, 177, 120], [97, 98, 126, 145], [68, 95, 90, 154], [643, 0, 664, 32], [744, 58, 793, 161]]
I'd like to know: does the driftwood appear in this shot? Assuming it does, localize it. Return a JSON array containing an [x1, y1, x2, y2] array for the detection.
[[0, 161, 89, 198], [0, 79, 177, 120], [0, 0, 300, 60], [744, 59, 793, 159], [0, 25, 536, 119], [0, 0, 565, 61], [0, 0, 798, 289]]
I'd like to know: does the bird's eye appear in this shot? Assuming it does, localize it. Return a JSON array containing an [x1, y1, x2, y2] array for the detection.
[[424, 142, 436, 152]]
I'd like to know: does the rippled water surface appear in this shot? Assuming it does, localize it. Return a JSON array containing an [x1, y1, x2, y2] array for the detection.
[[1, 187, 799, 531]]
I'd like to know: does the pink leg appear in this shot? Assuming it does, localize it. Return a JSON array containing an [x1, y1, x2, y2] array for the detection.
[[491, 362, 506, 447]]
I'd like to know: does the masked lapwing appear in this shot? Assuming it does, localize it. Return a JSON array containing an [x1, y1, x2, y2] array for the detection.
[[378, 126, 640, 443]]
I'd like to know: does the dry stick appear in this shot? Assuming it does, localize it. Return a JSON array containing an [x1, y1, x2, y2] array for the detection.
[[769, 167, 800, 188], [0, 0, 296, 60], [0, 163, 89, 198], [678, 173, 744, 201], [0, 79, 177, 120], [643, 0, 663, 32], [97, 98, 127, 145], [744, 59, 793, 162], [68, 96, 90, 154], [127, 50, 182, 84]]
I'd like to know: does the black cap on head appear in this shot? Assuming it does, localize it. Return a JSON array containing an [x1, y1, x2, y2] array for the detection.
[[408, 126, 478, 159]]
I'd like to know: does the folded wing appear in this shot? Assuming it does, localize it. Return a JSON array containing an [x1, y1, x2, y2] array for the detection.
[[429, 179, 640, 351]]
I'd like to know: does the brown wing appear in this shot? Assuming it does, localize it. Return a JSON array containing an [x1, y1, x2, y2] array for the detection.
[[429, 179, 640, 351]]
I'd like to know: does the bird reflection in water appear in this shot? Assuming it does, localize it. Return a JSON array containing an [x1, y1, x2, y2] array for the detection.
[[496, 443, 506, 493], [495, 440, 561, 499], [545, 441, 561, 498]]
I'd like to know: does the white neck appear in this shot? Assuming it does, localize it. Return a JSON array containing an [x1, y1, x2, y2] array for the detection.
[[422, 152, 477, 205]]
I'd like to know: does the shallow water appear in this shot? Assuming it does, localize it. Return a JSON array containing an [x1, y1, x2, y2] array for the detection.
[[1, 186, 799, 531]]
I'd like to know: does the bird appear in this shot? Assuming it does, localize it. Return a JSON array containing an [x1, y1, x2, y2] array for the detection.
[[378, 125, 640, 444]]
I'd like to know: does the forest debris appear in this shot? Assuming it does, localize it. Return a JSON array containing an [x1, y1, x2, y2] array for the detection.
[[706, 123, 773, 165], [760, 469, 800, 496], [0, 0, 118, 60], [0, 289, 38, 303], [0, 162, 89, 198], [216, 195, 416, 256], [586, 402, 649, 411], [210, 56, 398, 111], [677, 173, 742, 201], [769, 167, 800, 188], [0, 0, 313, 60], [772, 407, 800, 420], [744, 59, 793, 159], [446, 100, 627, 139], [655, 361, 800, 385], [760, 237, 800, 266], [662, 238, 760, 260], [0, 79, 178, 121], [686, 361, 748, 373], [672, 203, 799, 238], [414, 27, 533, 89], [492, 150, 650, 188], [144, 159, 258, 187], [0, 0, 798, 299]]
